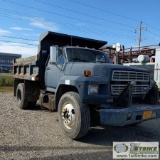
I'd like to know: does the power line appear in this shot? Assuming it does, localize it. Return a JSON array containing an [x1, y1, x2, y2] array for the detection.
[[144, 23, 160, 32], [0, 40, 37, 46], [2, 0, 159, 40], [0, 7, 132, 35], [70, 0, 160, 36], [34, 0, 135, 29], [3, 14, 156, 46], [1, 0, 158, 45], [0, 35, 38, 42], [70, 0, 140, 22], [0, 8, 137, 41], [2, 0, 136, 31], [146, 30, 160, 37], [1, 11, 157, 46]]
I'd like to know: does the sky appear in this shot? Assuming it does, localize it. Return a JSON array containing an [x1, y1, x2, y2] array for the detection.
[[0, 0, 160, 57]]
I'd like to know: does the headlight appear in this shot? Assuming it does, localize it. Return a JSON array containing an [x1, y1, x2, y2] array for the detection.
[[88, 85, 99, 95]]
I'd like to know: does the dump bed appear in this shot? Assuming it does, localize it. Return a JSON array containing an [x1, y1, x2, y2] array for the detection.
[[13, 31, 107, 81], [13, 55, 39, 81]]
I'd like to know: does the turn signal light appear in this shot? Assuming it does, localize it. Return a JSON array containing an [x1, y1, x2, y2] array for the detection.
[[84, 70, 91, 77]]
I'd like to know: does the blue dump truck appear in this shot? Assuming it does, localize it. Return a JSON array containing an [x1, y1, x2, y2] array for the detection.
[[13, 31, 160, 139]]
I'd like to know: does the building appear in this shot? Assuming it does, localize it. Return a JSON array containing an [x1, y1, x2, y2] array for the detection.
[[0, 52, 21, 73]]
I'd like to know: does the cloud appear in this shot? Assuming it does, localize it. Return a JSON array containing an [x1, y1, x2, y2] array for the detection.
[[0, 28, 11, 35], [29, 18, 59, 31], [0, 42, 37, 57], [30, 41, 39, 45], [11, 27, 32, 31], [23, 33, 30, 36]]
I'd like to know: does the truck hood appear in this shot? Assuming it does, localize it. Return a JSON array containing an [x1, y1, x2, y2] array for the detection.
[[69, 63, 148, 77]]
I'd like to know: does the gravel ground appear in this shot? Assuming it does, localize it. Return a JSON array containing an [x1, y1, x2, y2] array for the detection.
[[0, 92, 160, 160]]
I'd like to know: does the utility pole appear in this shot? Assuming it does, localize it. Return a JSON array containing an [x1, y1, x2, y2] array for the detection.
[[135, 21, 146, 53]]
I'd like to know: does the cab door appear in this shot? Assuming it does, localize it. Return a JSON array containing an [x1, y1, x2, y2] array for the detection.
[[45, 60, 60, 90]]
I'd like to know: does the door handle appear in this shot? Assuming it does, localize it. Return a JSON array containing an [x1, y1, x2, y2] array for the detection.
[[47, 67, 50, 70]]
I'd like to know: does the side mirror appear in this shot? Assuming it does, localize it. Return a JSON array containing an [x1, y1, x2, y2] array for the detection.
[[50, 46, 58, 63]]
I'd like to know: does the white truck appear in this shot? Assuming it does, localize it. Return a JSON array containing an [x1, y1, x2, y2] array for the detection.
[[123, 48, 160, 96]]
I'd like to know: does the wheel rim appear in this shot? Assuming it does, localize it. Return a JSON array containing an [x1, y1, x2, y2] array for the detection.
[[62, 103, 76, 129], [17, 89, 21, 102]]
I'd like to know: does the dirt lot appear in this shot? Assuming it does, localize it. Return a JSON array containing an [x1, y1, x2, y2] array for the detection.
[[0, 92, 160, 160]]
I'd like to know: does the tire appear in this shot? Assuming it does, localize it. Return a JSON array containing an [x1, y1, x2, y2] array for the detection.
[[29, 101, 37, 107], [16, 83, 29, 109], [58, 92, 90, 139]]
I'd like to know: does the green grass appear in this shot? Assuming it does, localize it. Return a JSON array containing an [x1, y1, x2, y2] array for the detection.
[[0, 73, 14, 93], [0, 75, 14, 86], [0, 75, 14, 92], [0, 73, 14, 92], [0, 73, 13, 76], [0, 86, 13, 92]]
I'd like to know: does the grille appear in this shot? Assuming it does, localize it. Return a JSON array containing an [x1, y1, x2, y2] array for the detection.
[[112, 70, 149, 82], [111, 85, 149, 95]]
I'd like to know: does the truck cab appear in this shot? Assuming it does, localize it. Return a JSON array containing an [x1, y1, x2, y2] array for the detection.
[[45, 46, 111, 91]]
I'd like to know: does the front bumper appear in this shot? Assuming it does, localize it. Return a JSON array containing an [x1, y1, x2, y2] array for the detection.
[[100, 104, 160, 126]]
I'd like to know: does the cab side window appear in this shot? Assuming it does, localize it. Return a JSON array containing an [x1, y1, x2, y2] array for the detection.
[[57, 49, 65, 65]]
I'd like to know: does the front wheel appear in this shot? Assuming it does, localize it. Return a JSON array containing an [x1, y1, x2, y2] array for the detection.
[[58, 92, 90, 139]]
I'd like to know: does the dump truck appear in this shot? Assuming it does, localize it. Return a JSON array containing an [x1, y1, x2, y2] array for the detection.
[[13, 31, 160, 139]]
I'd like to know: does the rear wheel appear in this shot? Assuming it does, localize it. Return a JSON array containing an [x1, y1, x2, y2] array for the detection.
[[16, 83, 29, 109], [58, 92, 90, 139]]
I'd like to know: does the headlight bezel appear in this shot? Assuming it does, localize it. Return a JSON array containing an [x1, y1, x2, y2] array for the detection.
[[88, 84, 99, 95]]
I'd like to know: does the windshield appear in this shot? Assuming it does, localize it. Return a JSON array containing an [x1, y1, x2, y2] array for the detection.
[[66, 48, 111, 63]]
